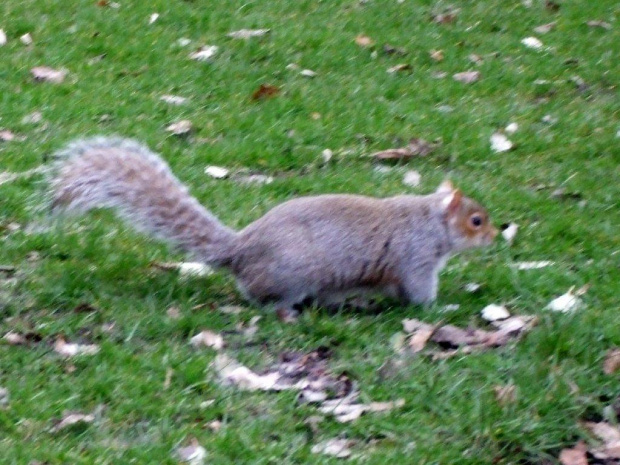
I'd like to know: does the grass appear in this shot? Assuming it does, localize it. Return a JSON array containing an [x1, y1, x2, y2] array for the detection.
[[1, 0, 619, 463]]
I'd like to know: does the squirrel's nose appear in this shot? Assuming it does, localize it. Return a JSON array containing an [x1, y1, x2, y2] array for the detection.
[[489, 226, 499, 240]]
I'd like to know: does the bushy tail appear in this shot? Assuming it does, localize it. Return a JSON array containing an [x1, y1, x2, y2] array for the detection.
[[51, 136, 236, 265]]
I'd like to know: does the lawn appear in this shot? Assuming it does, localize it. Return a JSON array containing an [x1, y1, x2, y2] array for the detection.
[[1, 0, 619, 463]]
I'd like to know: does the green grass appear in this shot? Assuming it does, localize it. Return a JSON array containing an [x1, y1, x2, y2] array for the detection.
[[1, 0, 619, 463]]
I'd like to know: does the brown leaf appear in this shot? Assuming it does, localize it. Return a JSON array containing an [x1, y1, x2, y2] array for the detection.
[[534, 22, 557, 34], [371, 148, 413, 160], [165, 120, 193, 136], [372, 138, 437, 161], [429, 49, 444, 62], [387, 63, 411, 73], [453, 70, 480, 83], [355, 34, 374, 47], [251, 83, 280, 101], [432, 11, 458, 24], [402, 319, 437, 353], [586, 20, 612, 30], [31, 66, 67, 83], [559, 442, 588, 465], [603, 348, 620, 374]]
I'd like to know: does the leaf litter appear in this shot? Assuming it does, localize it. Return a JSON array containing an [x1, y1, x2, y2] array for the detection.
[[212, 347, 404, 423], [372, 138, 439, 161], [399, 313, 536, 359]]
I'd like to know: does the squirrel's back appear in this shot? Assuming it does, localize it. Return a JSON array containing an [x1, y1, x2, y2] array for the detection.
[[51, 137, 236, 265]]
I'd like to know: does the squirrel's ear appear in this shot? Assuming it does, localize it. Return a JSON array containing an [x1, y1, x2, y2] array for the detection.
[[436, 180, 455, 194], [442, 189, 463, 214]]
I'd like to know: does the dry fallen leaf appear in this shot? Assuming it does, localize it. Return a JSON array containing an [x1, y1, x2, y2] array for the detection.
[[189, 45, 219, 62], [321, 149, 333, 163], [481, 304, 510, 322], [311, 438, 354, 458], [429, 49, 444, 61], [559, 441, 588, 465], [586, 20, 612, 30], [3, 331, 27, 345], [54, 337, 100, 357], [585, 422, 620, 459], [204, 166, 230, 179], [387, 63, 412, 73], [355, 34, 374, 47], [603, 348, 620, 375], [490, 132, 514, 153], [372, 138, 437, 161], [491, 315, 538, 335], [505, 122, 519, 134], [300, 69, 317, 78], [251, 83, 280, 101], [31, 66, 67, 83], [160, 94, 188, 105], [453, 70, 480, 83], [432, 10, 458, 24], [468, 53, 483, 65], [190, 330, 224, 350], [406, 322, 435, 353], [534, 22, 556, 34], [547, 287, 584, 313], [177, 438, 207, 465], [501, 222, 518, 243], [227, 29, 270, 39], [165, 120, 193, 136], [214, 348, 402, 423], [20, 33, 33, 45], [52, 411, 95, 432], [521, 36, 544, 50]]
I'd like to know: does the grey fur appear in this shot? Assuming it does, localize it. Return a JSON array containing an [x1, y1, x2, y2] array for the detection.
[[51, 137, 497, 315]]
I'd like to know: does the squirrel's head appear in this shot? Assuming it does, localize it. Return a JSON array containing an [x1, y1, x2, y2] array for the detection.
[[436, 180, 498, 251]]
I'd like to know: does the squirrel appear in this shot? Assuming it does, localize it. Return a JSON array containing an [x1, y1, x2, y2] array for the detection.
[[50, 137, 498, 321]]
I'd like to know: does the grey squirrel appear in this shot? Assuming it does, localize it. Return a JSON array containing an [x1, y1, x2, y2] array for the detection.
[[51, 137, 498, 321]]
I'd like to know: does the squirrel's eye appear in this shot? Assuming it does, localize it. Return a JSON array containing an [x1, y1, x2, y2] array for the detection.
[[471, 215, 483, 227]]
